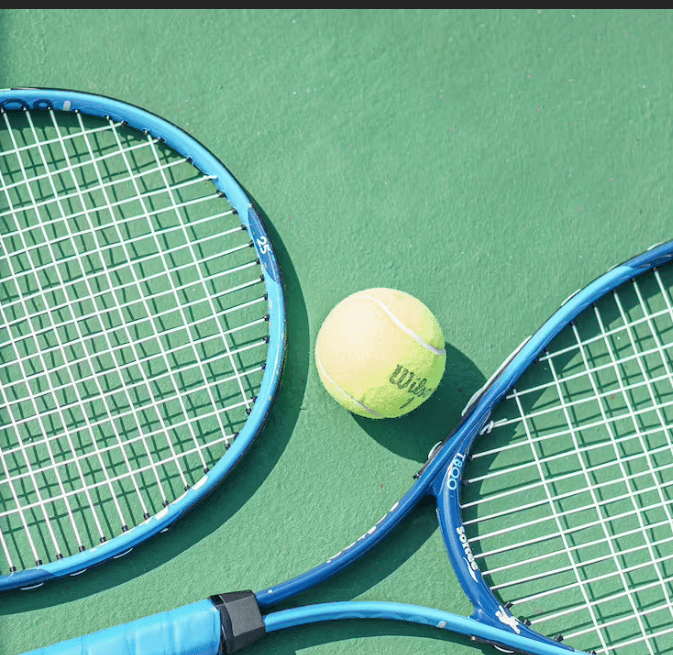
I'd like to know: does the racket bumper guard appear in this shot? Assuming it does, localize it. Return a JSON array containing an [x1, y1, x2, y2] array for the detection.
[[211, 591, 265, 653], [469, 634, 535, 653]]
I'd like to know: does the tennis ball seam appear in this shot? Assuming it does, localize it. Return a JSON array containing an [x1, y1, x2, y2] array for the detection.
[[358, 294, 446, 356], [315, 354, 384, 418]]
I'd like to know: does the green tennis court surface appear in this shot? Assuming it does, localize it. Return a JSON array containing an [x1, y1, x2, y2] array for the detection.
[[1, 9, 673, 655]]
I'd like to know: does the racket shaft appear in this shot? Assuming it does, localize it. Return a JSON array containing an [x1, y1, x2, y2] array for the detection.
[[264, 601, 578, 654], [22, 600, 221, 655]]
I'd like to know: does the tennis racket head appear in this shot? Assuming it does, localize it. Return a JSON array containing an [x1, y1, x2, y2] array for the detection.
[[0, 88, 286, 591], [433, 241, 673, 654]]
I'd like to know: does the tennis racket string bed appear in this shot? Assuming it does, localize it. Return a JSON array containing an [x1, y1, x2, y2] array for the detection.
[[0, 89, 286, 591], [461, 262, 673, 654]]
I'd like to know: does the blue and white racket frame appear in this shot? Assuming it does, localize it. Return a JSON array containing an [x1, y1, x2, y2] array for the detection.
[[0, 88, 287, 592]]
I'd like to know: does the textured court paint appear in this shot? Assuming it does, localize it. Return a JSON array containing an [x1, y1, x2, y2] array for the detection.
[[2, 8, 673, 655]]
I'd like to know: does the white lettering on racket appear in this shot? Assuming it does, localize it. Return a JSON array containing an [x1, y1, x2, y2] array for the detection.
[[326, 502, 401, 563], [456, 526, 479, 580], [446, 453, 466, 491], [495, 606, 521, 634], [256, 236, 272, 255]]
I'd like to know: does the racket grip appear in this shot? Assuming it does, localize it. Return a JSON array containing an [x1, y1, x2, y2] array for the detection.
[[23, 592, 266, 655], [23, 599, 223, 655]]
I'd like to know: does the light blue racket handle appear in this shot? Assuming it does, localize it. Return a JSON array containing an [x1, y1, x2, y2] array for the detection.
[[23, 600, 222, 655]]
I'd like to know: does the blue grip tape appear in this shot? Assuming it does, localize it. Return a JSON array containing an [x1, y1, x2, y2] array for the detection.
[[23, 600, 222, 655]]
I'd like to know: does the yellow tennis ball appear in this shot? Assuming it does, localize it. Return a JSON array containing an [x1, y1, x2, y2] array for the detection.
[[315, 288, 446, 419]]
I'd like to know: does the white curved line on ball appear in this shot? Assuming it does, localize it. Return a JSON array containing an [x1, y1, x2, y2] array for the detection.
[[315, 356, 383, 418], [359, 295, 445, 356]]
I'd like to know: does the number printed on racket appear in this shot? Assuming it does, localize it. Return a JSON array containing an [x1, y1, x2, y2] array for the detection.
[[3, 89, 673, 655]]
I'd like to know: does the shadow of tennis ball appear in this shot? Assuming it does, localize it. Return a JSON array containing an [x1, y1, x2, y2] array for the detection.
[[353, 343, 485, 463]]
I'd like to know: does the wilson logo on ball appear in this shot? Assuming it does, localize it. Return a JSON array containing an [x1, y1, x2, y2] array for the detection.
[[389, 365, 435, 399]]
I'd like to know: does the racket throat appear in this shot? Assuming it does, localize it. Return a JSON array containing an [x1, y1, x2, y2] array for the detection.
[[470, 633, 573, 655]]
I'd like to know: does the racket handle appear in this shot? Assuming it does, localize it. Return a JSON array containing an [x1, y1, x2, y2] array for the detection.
[[23, 592, 265, 655]]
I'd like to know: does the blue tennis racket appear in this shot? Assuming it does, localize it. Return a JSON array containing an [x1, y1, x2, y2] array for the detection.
[[4, 90, 673, 655], [0, 88, 286, 591]]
